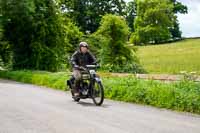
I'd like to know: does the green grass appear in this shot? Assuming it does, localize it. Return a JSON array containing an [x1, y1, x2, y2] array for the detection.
[[137, 38, 200, 74], [1, 70, 200, 114], [0, 70, 69, 91], [104, 76, 200, 114]]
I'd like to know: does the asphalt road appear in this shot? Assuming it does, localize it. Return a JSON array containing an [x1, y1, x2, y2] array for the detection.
[[0, 79, 200, 133]]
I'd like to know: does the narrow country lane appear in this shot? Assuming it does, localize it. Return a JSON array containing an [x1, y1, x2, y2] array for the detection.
[[0, 79, 200, 133]]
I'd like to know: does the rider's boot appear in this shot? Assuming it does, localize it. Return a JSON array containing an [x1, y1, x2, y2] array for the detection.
[[74, 91, 80, 98]]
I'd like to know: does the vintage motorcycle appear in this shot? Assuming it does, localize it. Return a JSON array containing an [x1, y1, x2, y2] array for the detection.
[[67, 65, 104, 106]]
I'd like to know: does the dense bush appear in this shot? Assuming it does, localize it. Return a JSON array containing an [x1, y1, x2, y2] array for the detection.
[[96, 14, 132, 65], [1, 0, 82, 72], [94, 14, 144, 73]]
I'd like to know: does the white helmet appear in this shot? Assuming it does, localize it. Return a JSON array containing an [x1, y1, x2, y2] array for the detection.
[[79, 42, 88, 48]]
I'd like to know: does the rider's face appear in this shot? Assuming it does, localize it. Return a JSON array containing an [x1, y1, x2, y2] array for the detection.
[[80, 47, 88, 54]]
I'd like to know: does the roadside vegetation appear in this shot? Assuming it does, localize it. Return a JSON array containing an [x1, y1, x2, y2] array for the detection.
[[1, 70, 200, 114]]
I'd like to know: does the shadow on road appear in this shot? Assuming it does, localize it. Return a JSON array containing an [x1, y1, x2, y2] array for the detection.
[[77, 101, 110, 108]]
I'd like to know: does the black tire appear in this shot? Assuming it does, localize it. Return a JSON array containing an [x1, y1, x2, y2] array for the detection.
[[91, 81, 104, 106]]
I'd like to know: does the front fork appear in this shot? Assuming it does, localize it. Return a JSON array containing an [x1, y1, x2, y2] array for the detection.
[[89, 76, 102, 94]]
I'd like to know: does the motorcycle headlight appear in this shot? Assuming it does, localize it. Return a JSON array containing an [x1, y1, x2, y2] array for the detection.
[[89, 70, 96, 75]]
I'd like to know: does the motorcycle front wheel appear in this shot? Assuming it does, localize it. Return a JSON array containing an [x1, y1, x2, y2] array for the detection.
[[91, 81, 104, 106]]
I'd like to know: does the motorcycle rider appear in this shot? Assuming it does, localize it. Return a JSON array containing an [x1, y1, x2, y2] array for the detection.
[[70, 42, 96, 97]]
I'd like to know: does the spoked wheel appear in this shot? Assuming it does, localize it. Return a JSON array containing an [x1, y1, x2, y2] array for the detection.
[[91, 81, 104, 106]]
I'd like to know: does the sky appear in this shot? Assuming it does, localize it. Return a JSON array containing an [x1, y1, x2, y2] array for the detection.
[[125, 0, 200, 37]]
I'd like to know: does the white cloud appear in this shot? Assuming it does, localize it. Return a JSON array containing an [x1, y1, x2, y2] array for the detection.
[[177, 0, 200, 37]]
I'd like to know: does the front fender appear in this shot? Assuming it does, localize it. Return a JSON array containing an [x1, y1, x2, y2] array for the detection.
[[95, 77, 102, 83]]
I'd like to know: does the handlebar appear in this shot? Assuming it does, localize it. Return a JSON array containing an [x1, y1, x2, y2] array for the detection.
[[74, 64, 100, 70], [86, 64, 100, 68]]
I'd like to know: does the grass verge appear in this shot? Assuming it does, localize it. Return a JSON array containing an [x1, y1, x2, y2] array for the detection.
[[0, 70, 200, 114], [0, 70, 69, 91]]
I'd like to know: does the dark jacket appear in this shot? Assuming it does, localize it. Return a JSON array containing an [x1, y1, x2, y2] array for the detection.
[[70, 50, 96, 68]]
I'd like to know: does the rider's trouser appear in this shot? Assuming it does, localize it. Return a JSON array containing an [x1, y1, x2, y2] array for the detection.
[[72, 69, 81, 93]]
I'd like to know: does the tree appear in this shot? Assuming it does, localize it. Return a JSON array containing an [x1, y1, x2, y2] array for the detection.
[[131, 0, 174, 45], [171, 0, 187, 14], [170, 0, 187, 39], [61, 0, 126, 33], [0, 0, 11, 67], [63, 17, 83, 55], [1, 0, 69, 71], [96, 14, 140, 72], [125, 0, 137, 32], [0, 26, 12, 67], [2, 0, 35, 69], [170, 18, 182, 39]]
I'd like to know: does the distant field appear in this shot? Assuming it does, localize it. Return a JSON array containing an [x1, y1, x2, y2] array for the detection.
[[137, 38, 200, 74]]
